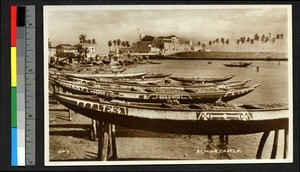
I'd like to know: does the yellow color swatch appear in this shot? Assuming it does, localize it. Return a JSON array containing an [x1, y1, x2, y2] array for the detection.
[[11, 47, 17, 87]]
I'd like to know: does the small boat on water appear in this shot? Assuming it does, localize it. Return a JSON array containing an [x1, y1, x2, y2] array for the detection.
[[50, 79, 260, 103], [224, 62, 252, 67], [65, 72, 147, 79], [53, 92, 288, 135], [170, 75, 235, 83]]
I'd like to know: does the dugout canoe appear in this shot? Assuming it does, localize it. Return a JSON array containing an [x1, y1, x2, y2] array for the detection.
[[50, 78, 260, 103], [53, 92, 289, 135], [142, 73, 172, 79], [169, 75, 235, 83], [224, 62, 252, 67], [66, 76, 250, 90], [65, 72, 147, 79]]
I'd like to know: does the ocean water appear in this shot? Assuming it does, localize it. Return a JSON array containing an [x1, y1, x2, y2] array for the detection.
[[122, 60, 290, 160], [125, 60, 289, 105]]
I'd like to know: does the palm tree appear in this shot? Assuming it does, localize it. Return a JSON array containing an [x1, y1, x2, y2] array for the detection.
[[220, 38, 225, 51], [92, 39, 96, 45], [215, 38, 219, 51], [253, 33, 260, 52], [117, 39, 121, 48], [236, 39, 240, 52], [261, 34, 265, 52], [121, 41, 126, 47], [125, 41, 130, 47], [225, 39, 230, 52], [264, 36, 270, 52], [240, 36, 246, 52], [108, 40, 112, 51], [250, 39, 255, 52], [113, 40, 117, 51], [202, 43, 206, 51], [271, 37, 276, 52], [246, 37, 251, 52], [208, 41, 212, 51], [79, 34, 87, 43]]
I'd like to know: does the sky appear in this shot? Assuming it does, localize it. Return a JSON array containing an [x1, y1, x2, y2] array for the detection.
[[46, 6, 289, 54]]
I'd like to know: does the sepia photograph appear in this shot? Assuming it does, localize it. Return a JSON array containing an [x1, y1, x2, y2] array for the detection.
[[44, 5, 293, 165]]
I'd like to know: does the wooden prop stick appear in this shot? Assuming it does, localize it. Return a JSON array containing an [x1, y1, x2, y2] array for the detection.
[[270, 130, 279, 159], [256, 131, 270, 159]]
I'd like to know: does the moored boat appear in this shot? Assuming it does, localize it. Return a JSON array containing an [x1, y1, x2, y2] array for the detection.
[[224, 62, 252, 67], [53, 92, 288, 135], [50, 78, 261, 103], [170, 75, 235, 83]]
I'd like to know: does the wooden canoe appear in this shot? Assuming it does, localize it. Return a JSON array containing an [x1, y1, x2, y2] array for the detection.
[[50, 79, 261, 104], [53, 92, 289, 135], [224, 62, 252, 67], [66, 76, 250, 90], [170, 75, 235, 83], [65, 72, 147, 79], [142, 73, 172, 79]]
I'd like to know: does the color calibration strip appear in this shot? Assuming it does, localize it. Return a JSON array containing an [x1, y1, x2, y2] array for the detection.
[[11, 5, 36, 166]]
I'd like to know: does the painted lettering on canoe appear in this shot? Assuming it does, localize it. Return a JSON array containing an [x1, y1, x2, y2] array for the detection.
[[145, 94, 192, 100], [76, 100, 128, 115], [59, 82, 88, 92], [89, 89, 107, 95], [196, 112, 253, 121]]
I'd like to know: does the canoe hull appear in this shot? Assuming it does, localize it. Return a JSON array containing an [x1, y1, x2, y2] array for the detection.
[[51, 79, 259, 104], [170, 75, 235, 83], [54, 93, 288, 135], [224, 62, 252, 67]]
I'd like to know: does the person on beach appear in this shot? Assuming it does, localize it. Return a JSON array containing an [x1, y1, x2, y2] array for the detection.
[[256, 66, 259, 72]]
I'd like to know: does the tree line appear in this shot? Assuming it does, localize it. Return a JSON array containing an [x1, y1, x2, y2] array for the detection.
[[107, 39, 130, 52], [198, 33, 284, 53]]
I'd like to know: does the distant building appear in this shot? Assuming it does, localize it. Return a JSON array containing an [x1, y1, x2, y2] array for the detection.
[[119, 34, 195, 55], [56, 44, 78, 57], [119, 35, 160, 54], [48, 46, 56, 57], [74, 43, 96, 59]]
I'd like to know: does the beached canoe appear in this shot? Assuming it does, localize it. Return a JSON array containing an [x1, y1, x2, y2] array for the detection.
[[53, 92, 288, 135], [66, 76, 250, 90], [169, 75, 235, 83], [224, 62, 252, 67], [50, 79, 260, 103], [65, 72, 147, 79], [143, 73, 172, 79]]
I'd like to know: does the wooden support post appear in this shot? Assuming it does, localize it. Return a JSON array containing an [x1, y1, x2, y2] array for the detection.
[[271, 130, 279, 159], [225, 135, 229, 145], [208, 135, 213, 142], [107, 124, 113, 159], [256, 131, 270, 159], [284, 128, 289, 159], [97, 121, 109, 161], [68, 109, 72, 121], [90, 119, 97, 141], [111, 124, 118, 160], [219, 135, 225, 144]]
